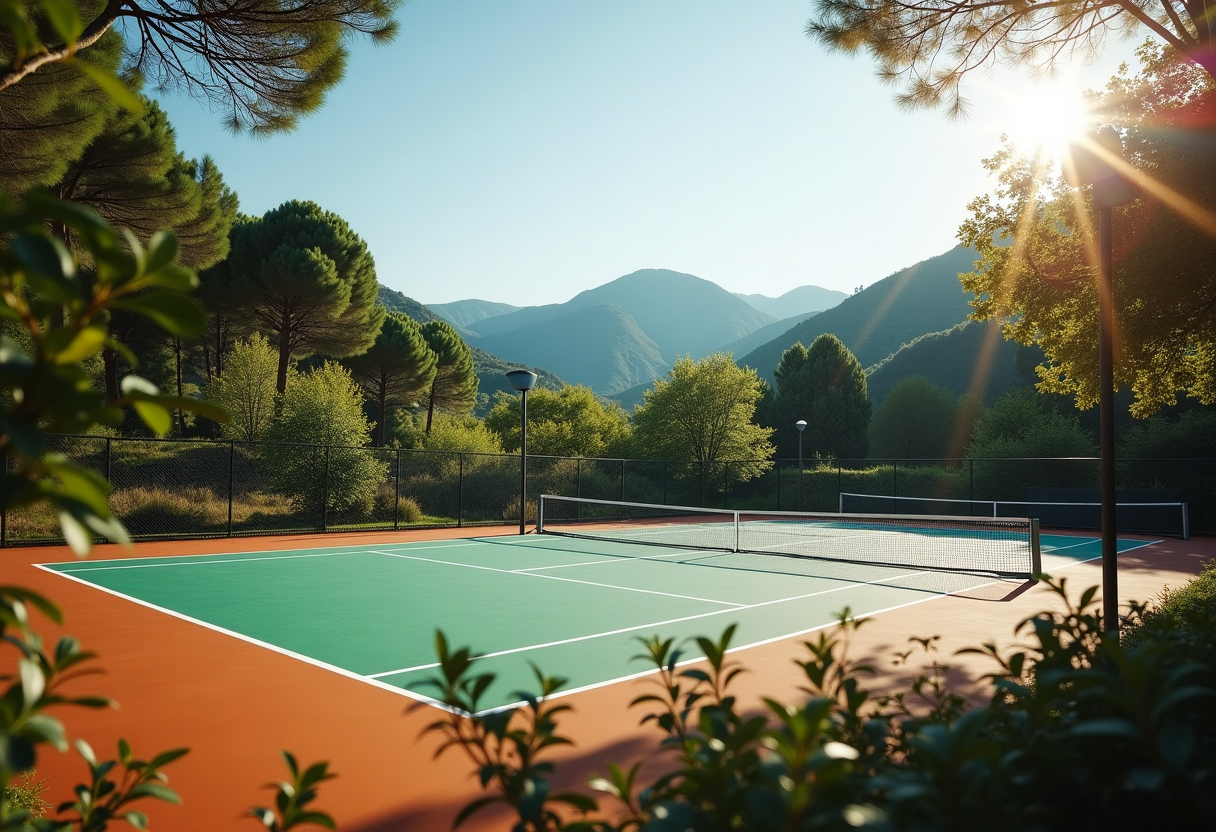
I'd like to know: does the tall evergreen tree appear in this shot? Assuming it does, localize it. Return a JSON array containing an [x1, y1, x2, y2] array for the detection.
[[0, 0, 400, 135], [226, 200, 386, 393], [0, 26, 122, 195], [419, 320, 478, 433], [773, 335, 871, 459], [344, 311, 437, 446]]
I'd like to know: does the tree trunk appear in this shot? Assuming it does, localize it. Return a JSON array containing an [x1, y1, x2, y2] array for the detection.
[[276, 313, 292, 394], [377, 385, 387, 447], [174, 337, 184, 435], [425, 387, 436, 434], [103, 347, 119, 404]]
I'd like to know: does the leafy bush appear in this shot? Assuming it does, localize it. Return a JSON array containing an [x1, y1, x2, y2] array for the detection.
[[263, 362, 387, 515], [422, 576, 1216, 831]]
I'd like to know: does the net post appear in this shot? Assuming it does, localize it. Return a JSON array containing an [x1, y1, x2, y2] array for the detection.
[[1182, 502, 1190, 541], [537, 494, 546, 534], [1030, 518, 1042, 578], [838, 492, 843, 513], [733, 510, 740, 553]]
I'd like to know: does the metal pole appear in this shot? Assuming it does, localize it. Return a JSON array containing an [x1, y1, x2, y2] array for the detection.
[[394, 448, 401, 530], [663, 461, 668, 505], [227, 440, 234, 536], [1098, 204, 1119, 638], [798, 433, 804, 511], [457, 453, 464, 528], [322, 445, 330, 532], [519, 389, 528, 535]]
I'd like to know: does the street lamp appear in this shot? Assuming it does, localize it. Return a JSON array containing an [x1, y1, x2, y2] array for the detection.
[[795, 420, 807, 511], [505, 369, 537, 535], [1062, 126, 1138, 637]]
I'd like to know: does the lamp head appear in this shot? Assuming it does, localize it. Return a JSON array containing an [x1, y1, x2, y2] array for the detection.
[[1062, 126, 1123, 187], [795, 420, 807, 432], [505, 369, 538, 392]]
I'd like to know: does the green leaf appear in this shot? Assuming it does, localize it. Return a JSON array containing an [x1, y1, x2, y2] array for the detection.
[[123, 811, 149, 830], [13, 231, 74, 283], [133, 400, 172, 436], [19, 656, 46, 703], [127, 782, 181, 804], [58, 511, 94, 556], [55, 326, 107, 364], [155, 396, 231, 423], [144, 232, 179, 274], [75, 62, 143, 114], [120, 374, 160, 396], [113, 290, 206, 337], [141, 265, 197, 292], [21, 714, 67, 751], [38, 0, 84, 42]]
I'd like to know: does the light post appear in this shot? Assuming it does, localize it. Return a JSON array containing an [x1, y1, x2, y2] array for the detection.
[[795, 420, 807, 511], [505, 369, 537, 535], [1062, 127, 1138, 637]]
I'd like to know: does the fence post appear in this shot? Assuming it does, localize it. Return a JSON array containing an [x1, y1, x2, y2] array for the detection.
[[776, 459, 781, 511], [1200, 458, 1207, 536], [620, 459, 625, 503], [104, 436, 112, 487], [394, 449, 401, 530], [457, 453, 463, 528], [576, 459, 582, 499], [970, 459, 974, 504], [322, 446, 330, 532], [837, 461, 842, 506], [227, 441, 235, 537], [700, 462, 705, 507], [663, 461, 668, 505], [892, 459, 898, 502], [723, 463, 729, 508], [1, 452, 7, 548]]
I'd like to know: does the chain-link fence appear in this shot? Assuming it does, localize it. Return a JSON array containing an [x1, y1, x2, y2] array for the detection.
[[2, 436, 1212, 545]]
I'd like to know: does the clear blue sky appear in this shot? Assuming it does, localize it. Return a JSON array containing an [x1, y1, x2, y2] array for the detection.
[[156, 0, 1138, 307]]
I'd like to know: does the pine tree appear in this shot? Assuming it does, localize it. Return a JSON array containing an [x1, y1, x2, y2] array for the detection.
[[344, 312, 437, 446], [773, 335, 871, 460], [419, 320, 478, 433], [226, 201, 386, 393]]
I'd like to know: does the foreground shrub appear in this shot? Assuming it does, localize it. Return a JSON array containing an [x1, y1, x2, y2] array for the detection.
[[422, 575, 1216, 831]]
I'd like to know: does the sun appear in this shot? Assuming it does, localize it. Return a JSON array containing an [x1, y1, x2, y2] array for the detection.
[[997, 82, 1094, 160]]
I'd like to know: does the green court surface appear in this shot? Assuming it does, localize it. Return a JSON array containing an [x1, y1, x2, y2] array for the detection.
[[39, 532, 1158, 712]]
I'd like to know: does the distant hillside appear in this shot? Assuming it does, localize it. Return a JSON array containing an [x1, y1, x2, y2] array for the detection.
[[429, 299, 521, 328], [865, 320, 1021, 405], [477, 304, 668, 395], [606, 379, 653, 413], [741, 247, 979, 379], [466, 269, 776, 362], [719, 311, 820, 358], [375, 285, 567, 412], [736, 285, 847, 318]]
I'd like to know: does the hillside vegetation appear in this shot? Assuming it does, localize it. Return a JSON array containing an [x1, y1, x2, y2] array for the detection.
[[865, 320, 1022, 404], [741, 246, 979, 378]]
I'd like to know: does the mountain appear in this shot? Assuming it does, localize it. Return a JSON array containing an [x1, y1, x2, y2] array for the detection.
[[740, 246, 980, 379], [375, 285, 567, 412], [429, 299, 521, 328], [719, 311, 821, 359], [865, 320, 1022, 405], [465, 268, 776, 362], [735, 285, 848, 318], [477, 304, 668, 395]]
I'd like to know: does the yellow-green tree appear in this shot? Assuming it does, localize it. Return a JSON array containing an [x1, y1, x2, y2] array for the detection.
[[206, 334, 278, 442], [958, 44, 1216, 418], [630, 353, 774, 472], [485, 384, 630, 457]]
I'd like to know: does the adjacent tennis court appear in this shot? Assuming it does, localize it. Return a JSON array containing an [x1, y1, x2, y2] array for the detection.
[[37, 502, 1161, 713]]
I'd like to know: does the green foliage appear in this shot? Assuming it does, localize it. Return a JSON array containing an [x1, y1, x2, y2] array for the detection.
[[1130, 561, 1216, 648], [486, 385, 631, 457], [394, 411, 504, 454], [0, 0, 400, 135], [221, 200, 386, 393], [206, 333, 279, 442], [1119, 409, 1216, 458], [968, 388, 1096, 458], [805, 0, 1215, 115], [427, 575, 1216, 831], [959, 44, 1216, 417], [0, 770, 47, 823], [420, 320, 478, 430], [869, 375, 965, 459], [249, 752, 337, 832], [344, 311, 436, 446], [630, 353, 774, 478], [771, 335, 871, 459], [263, 361, 386, 514], [0, 193, 226, 553]]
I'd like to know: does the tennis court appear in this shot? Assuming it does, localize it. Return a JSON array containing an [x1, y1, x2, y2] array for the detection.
[[37, 506, 1160, 713]]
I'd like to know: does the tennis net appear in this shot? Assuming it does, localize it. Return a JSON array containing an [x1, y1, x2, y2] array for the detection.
[[837, 492, 1190, 539], [537, 494, 1041, 579]]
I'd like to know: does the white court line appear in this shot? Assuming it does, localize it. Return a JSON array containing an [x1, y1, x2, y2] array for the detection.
[[48, 543, 482, 573], [367, 550, 745, 608], [1042, 537, 1163, 567], [366, 567, 934, 679], [513, 550, 698, 572], [32, 563, 465, 716]]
